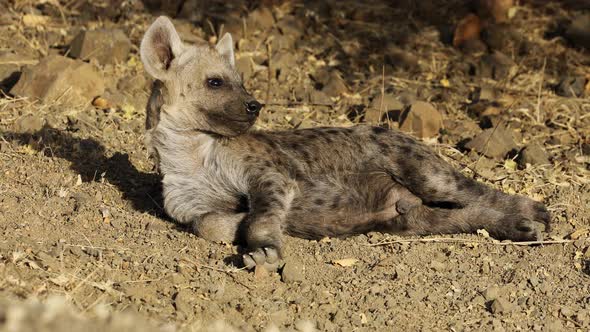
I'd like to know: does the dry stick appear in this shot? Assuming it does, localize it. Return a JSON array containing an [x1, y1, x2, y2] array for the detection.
[[265, 42, 272, 105], [192, 262, 253, 291], [369, 238, 573, 247], [263, 102, 334, 108], [535, 57, 547, 124]]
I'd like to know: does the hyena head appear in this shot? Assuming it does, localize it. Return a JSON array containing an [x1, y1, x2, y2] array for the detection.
[[140, 16, 261, 136]]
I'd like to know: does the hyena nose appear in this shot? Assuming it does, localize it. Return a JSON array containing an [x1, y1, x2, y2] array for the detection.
[[245, 100, 262, 115]]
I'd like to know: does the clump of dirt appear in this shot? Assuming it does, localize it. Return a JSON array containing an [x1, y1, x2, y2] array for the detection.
[[0, 0, 589, 331]]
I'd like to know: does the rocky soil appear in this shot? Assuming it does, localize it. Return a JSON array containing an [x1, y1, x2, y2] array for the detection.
[[0, 0, 589, 331]]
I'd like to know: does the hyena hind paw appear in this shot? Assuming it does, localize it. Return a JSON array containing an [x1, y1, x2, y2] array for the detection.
[[243, 247, 282, 272], [497, 217, 548, 242]]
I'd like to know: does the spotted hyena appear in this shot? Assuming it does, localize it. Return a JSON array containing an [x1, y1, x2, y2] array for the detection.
[[140, 16, 550, 269]]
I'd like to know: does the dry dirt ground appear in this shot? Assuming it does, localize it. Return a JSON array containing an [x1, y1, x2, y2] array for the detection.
[[0, 1, 589, 331]]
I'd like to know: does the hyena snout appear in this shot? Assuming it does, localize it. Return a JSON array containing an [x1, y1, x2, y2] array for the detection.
[[244, 100, 262, 116]]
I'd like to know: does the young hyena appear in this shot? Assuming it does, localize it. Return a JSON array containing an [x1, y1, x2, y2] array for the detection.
[[140, 17, 550, 269]]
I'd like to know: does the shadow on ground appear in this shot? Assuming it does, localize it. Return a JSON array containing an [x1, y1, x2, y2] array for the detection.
[[2, 126, 164, 216]]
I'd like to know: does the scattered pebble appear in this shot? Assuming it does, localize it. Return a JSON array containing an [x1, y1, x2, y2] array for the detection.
[[10, 55, 104, 106], [399, 101, 443, 138], [517, 143, 550, 167], [490, 298, 513, 314], [69, 29, 132, 65], [464, 125, 518, 159], [281, 260, 304, 283]]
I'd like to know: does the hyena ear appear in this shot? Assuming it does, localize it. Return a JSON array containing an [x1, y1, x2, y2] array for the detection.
[[140, 16, 185, 80], [215, 33, 235, 68]]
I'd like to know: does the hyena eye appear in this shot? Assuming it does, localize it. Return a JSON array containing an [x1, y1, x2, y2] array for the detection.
[[207, 77, 224, 89]]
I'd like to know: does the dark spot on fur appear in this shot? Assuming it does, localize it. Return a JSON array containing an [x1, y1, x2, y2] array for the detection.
[[400, 145, 412, 154], [301, 150, 311, 161], [314, 198, 325, 206], [331, 195, 341, 209], [307, 132, 318, 139], [378, 142, 390, 151], [370, 134, 378, 142], [372, 126, 387, 134]]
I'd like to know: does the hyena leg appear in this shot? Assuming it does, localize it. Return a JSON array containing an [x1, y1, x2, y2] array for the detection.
[[192, 212, 247, 243], [386, 204, 547, 241], [242, 175, 295, 270], [378, 138, 550, 236]]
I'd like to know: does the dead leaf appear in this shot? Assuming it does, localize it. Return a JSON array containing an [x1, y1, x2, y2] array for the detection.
[[477, 229, 490, 238], [92, 97, 110, 109], [332, 258, 358, 267], [22, 14, 49, 27], [50, 275, 71, 287], [569, 228, 589, 240], [504, 159, 517, 171], [453, 14, 482, 48], [480, 0, 514, 23]]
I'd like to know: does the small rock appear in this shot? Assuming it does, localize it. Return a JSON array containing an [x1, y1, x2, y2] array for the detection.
[[36, 251, 59, 271], [117, 74, 148, 94], [478, 0, 514, 23], [479, 51, 516, 80], [0, 52, 26, 93], [270, 309, 289, 326], [310, 90, 331, 105], [560, 306, 574, 317], [483, 286, 501, 301], [565, 14, 590, 49], [517, 143, 550, 167], [294, 319, 316, 332], [276, 15, 304, 39], [407, 289, 426, 301], [15, 114, 45, 133], [472, 85, 499, 102], [365, 94, 404, 124], [399, 101, 443, 138], [173, 290, 194, 318], [555, 76, 587, 97], [528, 276, 540, 288], [321, 72, 349, 97], [235, 56, 254, 81], [281, 260, 304, 283], [247, 7, 274, 31], [270, 51, 296, 78], [491, 318, 505, 332], [69, 29, 132, 65], [453, 13, 483, 48], [11, 55, 104, 106], [268, 30, 296, 52], [544, 319, 565, 332], [490, 298, 513, 314], [430, 260, 447, 272], [464, 126, 518, 159], [575, 311, 589, 326]]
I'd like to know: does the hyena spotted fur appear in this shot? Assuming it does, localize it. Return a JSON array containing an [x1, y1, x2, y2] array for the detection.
[[140, 17, 550, 269]]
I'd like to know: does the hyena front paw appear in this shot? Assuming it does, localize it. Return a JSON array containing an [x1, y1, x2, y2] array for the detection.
[[243, 247, 282, 272], [244, 221, 283, 271]]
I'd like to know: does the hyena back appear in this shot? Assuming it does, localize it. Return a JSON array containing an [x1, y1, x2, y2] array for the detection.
[[140, 17, 550, 269]]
